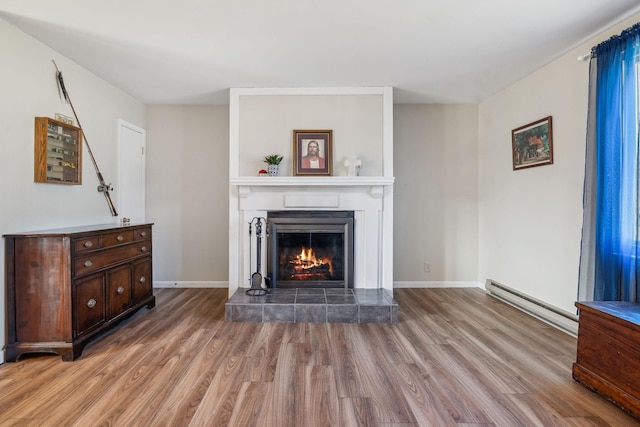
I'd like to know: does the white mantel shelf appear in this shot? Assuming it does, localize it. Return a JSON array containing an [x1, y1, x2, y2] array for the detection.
[[230, 176, 395, 187]]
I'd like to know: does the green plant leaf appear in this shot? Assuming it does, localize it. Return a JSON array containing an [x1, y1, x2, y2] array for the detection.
[[263, 154, 283, 165]]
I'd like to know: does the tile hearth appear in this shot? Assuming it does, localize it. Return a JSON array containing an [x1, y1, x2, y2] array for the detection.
[[225, 288, 398, 323]]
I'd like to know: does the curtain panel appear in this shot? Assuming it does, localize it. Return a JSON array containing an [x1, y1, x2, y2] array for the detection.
[[578, 23, 640, 302]]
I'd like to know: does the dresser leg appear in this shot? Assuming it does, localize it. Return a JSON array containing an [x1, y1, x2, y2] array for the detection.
[[4, 346, 19, 362], [61, 348, 77, 362]]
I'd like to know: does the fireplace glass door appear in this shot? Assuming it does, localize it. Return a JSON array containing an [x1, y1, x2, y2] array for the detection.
[[267, 211, 354, 288]]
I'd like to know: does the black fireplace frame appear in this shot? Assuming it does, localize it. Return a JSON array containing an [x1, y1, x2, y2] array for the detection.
[[267, 211, 354, 289]]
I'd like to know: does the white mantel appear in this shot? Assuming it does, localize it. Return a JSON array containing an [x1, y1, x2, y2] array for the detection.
[[231, 176, 393, 193], [230, 176, 394, 186], [228, 87, 394, 298]]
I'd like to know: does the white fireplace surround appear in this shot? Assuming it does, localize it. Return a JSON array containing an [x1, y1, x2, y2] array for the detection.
[[228, 87, 394, 298]]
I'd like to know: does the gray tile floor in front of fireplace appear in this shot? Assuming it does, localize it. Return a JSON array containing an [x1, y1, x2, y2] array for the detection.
[[225, 288, 398, 323]]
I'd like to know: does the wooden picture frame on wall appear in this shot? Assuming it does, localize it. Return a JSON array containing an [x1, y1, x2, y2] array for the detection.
[[511, 116, 553, 170], [293, 129, 333, 176]]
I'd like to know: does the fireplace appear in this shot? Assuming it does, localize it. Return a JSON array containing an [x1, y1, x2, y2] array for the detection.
[[267, 211, 354, 288], [228, 176, 394, 296]]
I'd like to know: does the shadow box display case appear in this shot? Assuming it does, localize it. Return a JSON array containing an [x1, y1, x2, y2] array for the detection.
[[34, 116, 82, 184]]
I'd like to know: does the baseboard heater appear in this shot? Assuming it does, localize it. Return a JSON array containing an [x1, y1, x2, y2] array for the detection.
[[485, 280, 578, 336]]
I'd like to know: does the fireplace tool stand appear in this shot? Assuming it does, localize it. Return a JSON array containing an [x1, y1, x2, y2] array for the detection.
[[246, 217, 268, 296]]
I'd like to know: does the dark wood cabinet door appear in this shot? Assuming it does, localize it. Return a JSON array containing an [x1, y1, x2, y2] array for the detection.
[[132, 258, 152, 305], [74, 273, 105, 337], [107, 265, 131, 318]]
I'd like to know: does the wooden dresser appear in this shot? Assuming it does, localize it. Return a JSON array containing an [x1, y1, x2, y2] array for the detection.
[[573, 301, 640, 418], [4, 223, 155, 361]]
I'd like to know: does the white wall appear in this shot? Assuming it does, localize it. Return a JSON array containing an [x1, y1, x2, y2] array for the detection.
[[0, 18, 146, 363], [146, 106, 229, 285], [394, 104, 479, 284], [147, 101, 479, 290], [478, 13, 640, 314], [238, 95, 384, 176]]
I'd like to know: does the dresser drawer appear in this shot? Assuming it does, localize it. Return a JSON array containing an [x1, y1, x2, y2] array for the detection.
[[73, 229, 142, 253], [74, 236, 101, 253], [74, 242, 151, 277], [134, 227, 151, 241], [102, 230, 135, 247]]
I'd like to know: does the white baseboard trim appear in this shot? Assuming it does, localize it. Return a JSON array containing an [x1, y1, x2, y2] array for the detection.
[[394, 281, 484, 289], [485, 279, 578, 336], [154, 281, 229, 289], [154, 281, 483, 290]]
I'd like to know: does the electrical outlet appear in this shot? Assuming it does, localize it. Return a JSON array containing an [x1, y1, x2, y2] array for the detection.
[[424, 262, 430, 272]]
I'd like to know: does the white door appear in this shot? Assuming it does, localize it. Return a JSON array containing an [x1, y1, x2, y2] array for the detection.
[[117, 120, 146, 223]]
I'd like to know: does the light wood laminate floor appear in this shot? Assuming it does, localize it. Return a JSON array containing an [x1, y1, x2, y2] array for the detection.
[[1, 287, 638, 426]]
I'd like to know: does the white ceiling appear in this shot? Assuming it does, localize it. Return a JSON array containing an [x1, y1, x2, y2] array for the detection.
[[2, 1, 640, 105]]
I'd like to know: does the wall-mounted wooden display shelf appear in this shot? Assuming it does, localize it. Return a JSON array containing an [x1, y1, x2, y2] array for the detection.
[[34, 117, 82, 184]]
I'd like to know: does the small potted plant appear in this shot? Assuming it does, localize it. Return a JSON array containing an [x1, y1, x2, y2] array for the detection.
[[263, 154, 283, 176]]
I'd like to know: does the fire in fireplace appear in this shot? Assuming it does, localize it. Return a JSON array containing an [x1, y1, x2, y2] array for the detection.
[[286, 245, 334, 280], [267, 211, 354, 288]]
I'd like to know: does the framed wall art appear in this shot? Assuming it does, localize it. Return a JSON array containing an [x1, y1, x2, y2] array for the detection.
[[293, 129, 333, 176], [511, 116, 553, 170]]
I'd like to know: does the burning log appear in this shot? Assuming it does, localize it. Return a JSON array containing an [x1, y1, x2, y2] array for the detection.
[[289, 246, 333, 274]]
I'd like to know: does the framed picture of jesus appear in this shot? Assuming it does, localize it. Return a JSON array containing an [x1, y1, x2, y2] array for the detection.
[[293, 129, 333, 176]]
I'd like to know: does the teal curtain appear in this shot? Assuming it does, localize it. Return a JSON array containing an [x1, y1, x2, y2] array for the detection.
[[578, 23, 640, 301]]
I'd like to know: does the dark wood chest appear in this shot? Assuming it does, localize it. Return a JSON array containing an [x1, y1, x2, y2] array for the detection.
[[4, 223, 155, 361], [573, 301, 640, 419]]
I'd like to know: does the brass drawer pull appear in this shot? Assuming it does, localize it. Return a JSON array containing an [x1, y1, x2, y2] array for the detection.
[[117, 235, 124, 242], [117, 286, 125, 295], [83, 241, 93, 248], [83, 260, 93, 268], [139, 276, 146, 284], [87, 298, 97, 308], [141, 246, 147, 252], [140, 231, 147, 237]]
